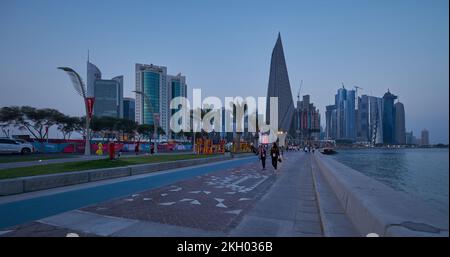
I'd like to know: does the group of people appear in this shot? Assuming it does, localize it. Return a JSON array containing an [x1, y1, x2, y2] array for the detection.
[[257, 143, 282, 171], [256, 143, 318, 171]]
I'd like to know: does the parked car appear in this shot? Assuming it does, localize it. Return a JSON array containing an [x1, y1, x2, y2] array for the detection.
[[0, 138, 34, 154]]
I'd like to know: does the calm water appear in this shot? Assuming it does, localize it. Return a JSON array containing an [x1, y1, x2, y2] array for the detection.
[[331, 148, 449, 215]]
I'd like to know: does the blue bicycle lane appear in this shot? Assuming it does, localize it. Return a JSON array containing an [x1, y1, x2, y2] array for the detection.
[[0, 156, 255, 230]]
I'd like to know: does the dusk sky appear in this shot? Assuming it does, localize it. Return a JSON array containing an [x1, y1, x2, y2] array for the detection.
[[0, 0, 448, 143]]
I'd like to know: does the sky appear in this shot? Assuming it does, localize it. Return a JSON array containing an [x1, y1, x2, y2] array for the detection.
[[0, 0, 448, 143]]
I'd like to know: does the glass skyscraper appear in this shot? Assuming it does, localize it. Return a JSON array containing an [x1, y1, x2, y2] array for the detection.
[[123, 97, 135, 121], [394, 101, 406, 144], [345, 90, 356, 140], [382, 90, 397, 144], [87, 60, 123, 118], [135, 63, 187, 140], [333, 86, 356, 141]]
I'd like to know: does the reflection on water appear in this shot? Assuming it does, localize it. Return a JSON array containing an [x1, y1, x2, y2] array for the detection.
[[332, 148, 449, 215]]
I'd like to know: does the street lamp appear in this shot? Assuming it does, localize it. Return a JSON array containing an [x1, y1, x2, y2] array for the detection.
[[134, 90, 159, 154], [58, 67, 94, 156]]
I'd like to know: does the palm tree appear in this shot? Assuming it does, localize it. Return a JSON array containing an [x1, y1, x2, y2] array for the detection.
[[229, 100, 247, 153]]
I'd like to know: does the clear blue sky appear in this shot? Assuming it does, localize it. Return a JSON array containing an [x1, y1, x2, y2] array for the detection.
[[0, 0, 448, 143]]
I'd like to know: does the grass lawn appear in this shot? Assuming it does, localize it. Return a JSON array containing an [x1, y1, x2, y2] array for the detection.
[[0, 154, 76, 164], [0, 154, 218, 180]]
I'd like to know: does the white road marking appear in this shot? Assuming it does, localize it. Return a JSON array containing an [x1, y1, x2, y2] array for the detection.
[[158, 202, 176, 206], [190, 200, 201, 205]]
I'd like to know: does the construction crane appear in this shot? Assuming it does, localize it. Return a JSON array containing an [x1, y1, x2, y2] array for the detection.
[[297, 80, 303, 101]]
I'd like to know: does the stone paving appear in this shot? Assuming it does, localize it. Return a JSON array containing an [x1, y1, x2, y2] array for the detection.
[[81, 161, 276, 232], [0, 152, 358, 237]]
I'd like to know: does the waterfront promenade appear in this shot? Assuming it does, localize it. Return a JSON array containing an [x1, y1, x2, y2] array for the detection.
[[0, 151, 447, 237]]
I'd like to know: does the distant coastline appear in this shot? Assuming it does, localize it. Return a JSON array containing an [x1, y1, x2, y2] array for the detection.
[[334, 144, 448, 150]]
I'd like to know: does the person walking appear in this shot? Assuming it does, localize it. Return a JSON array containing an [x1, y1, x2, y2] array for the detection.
[[134, 141, 140, 155], [259, 144, 267, 170], [270, 142, 280, 171]]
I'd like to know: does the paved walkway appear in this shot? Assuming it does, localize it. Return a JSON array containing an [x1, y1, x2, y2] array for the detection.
[[0, 152, 359, 237], [230, 152, 323, 236]]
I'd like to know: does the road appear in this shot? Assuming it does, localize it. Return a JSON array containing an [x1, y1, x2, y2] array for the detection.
[[0, 152, 358, 237]]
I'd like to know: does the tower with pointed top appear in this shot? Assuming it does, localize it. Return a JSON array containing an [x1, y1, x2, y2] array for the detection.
[[265, 33, 295, 136]]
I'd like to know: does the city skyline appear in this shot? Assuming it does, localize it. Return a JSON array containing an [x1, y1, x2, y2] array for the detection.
[[0, 0, 448, 143]]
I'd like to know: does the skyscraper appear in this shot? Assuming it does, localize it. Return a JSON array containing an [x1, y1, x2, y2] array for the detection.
[[382, 89, 397, 144], [93, 77, 123, 118], [394, 101, 406, 144], [135, 63, 167, 136], [294, 95, 321, 143], [368, 96, 383, 144], [421, 129, 430, 146], [135, 63, 187, 140], [123, 97, 135, 121], [325, 105, 337, 140], [405, 131, 414, 145], [357, 95, 370, 142], [266, 33, 295, 135], [335, 87, 346, 139], [87, 60, 123, 118], [87, 60, 101, 97], [334, 86, 356, 141], [345, 89, 356, 140]]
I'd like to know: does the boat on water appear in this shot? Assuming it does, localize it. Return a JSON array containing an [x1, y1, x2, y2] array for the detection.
[[321, 147, 337, 155]]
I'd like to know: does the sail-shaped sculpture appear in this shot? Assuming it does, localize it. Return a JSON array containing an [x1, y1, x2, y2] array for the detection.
[[266, 33, 295, 134]]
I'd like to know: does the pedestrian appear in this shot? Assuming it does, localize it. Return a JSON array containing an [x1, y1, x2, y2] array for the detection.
[[270, 142, 280, 171], [259, 145, 267, 170], [134, 141, 140, 155]]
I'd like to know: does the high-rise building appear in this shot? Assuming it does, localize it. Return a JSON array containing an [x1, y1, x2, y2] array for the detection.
[[394, 101, 406, 144], [345, 89, 356, 140], [368, 96, 383, 144], [325, 105, 337, 140], [266, 33, 295, 135], [333, 86, 356, 141], [421, 129, 429, 146], [135, 63, 167, 136], [93, 78, 123, 118], [357, 95, 370, 142], [123, 97, 135, 121], [335, 87, 346, 139], [405, 131, 414, 145], [294, 95, 321, 143], [168, 74, 187, 114], [87, 60, 123, 118], [87, 61, 101, 97], [382, 90, 397, 144], [135, 63, 187, 140]]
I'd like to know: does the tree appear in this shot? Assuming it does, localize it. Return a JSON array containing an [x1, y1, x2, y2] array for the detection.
[[0, 106, 21, 137], [90, 116, 118, 140], [229, 100, 247, 152], [73, 116, 92, 140], [18, 106, 65, 141], [114, 118, 137, 140], [136, 124, 164, 142], [56, 115, 80, 140]]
